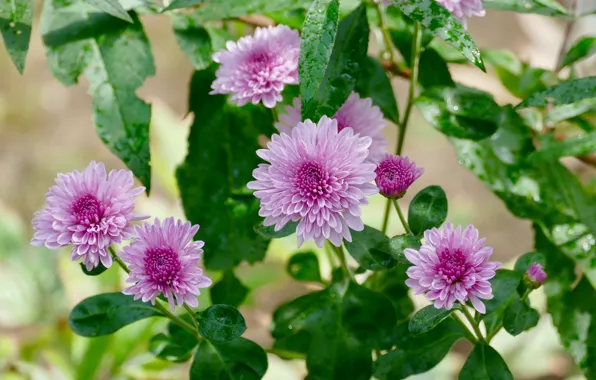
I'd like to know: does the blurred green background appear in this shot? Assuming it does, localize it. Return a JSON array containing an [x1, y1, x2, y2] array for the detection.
[[1, 3, 596, 379]]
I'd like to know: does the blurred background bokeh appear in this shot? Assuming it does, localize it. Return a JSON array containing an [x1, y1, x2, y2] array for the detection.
[[1, 1, 596, 379]]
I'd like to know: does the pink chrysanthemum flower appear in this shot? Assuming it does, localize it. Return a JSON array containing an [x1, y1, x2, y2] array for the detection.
[[404, 223, 501, 314], [248, 116, 378, 248], [375, 154, 424, 199], [525, 262, 546, 288], [210, 25, 300, 108], [274, 93, 388, 163], [31, 161, 146, 270], [120, 217, 212, 311]]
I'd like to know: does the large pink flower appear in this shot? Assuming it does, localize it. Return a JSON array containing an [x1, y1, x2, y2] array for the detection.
[[210, 25, 300, 108], [120, 217, 212, 311], [248, 116, 378, 247], [404, 223, 501, 313], [31, 161, 146, 270], [275, 93, 388, 163]]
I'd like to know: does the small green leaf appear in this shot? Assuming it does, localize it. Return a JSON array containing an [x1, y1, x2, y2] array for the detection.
[[80, 262, 108, 276], [173, 14, 212, 70], [529, 131, 596, 163], [483, 270, 521, 313], [0, 0, 34, 73], [149, 332, 197, 363], [483, 0, 568, 16], [254, 221, 298, 239], [287, 251, 322, 282], [503, 299, 539, 336], [163, 0, 204, 11], [388, 234, 421, 263], [355, 56, 399, 124], [560, 37, 596, 69], [409, 305, 456, 335], [69, 293, 163, 337], [513, 252, 546, 274], [408, 186, 448, 236], [459, 344, 513, 380], [365, 263, 414, 321], [190, 337, 268, 380], [545, 98, 596, 125], [344, 225, 397, 271], [87, 0, 133, 22], [517, 77, 596, 109], [210, 270, 249, 307], [199, 304, 247, 343]]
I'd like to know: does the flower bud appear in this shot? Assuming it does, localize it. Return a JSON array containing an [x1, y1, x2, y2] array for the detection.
[[524, 262, 546, 289], [374, 154, 424, 199]]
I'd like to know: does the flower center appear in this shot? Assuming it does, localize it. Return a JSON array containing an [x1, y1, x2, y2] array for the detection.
[[296, 162, 331, 199], [71, 194, 102, 224], [144, 247, 182, 287], [436, 248, 469, 284], [377, 161, 406, 183]]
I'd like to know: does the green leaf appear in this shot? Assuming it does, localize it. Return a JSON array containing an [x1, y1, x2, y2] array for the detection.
[[76, 336, 111, 380], [459, 344, 513, 380], [163, 0, 204, 11], [303, 3, 369, 122], [287, 251, 322, 282], [416, 86, 501, 140], [560, 37, 596, 69], [483, 270, 521, 313], [199, 304, 247, 343], [254, 221, 298, 239], [190, 337, 268, 380], [418, 47, 455, 89], [87, 0, 133, 22], [80, 262, 108, 276], [69, 292, 162, 337], [344, 225, 397, 271], [149, 331, 197, 363], [517, 77, 596, 109], [530, 131, 596, 163], [388, 234, 421, 264], [503, 299, 539, 336], [513, 251, 546, 274], [41, 3, 154, 190], [271, 278, 397, 379], [365, 263, 414, 321], [173, 14, 212, 70], [165, 0, 311, 17], [408, 186, 448, 236], [545, 98, 596, 125], [387, 0, 485, 70], [210, 270, 249, 307], [0, 0, 33, 73], [355, 56, 399, 124], [299, 0, 339, 122], [374, 319, 468, 380], [483, 0, 569, 16], [177, 69, 272, 270], [409, 305, 456, 335]]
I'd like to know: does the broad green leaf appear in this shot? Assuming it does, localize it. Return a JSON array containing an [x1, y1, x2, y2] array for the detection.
[[503, 299, 539, 336], [163, 0, 204, 11], [199, 304, 247, 343], [76, 336, 111, 380], [459, 344, 513, 380], [408, 186, 448, 236], [416, 86, 501, 140], [483, 270, 521, 313], [190, 337, 268, 380], [149, 330, 197, 363], [87, 0, 133, 22], [545, 98, 596, 125], [355, 56, 399, 124], [265, 8, 307, 29], [173, 14, 212, 70], [418, 47, 455, 88], [365, 263, 414, 321], [165, 0, 311, 17], [254, 221, 298, 239], [387, 0, 485, 70], [560, 37, 596, 69], [299, 0, 339, 122], [409, 305, 456, 335], [0, 0, 33, 73], [388, 234, 421, 264], [517, 77, 596, 109], [483, 0, 568, 16], [530, 131, 596, 163], [287, 251, 322, 282], [80, 262, 108, 276], [344, 225, 397, 271], [513, 251, 546, 274], [210, 270, 249, 307], [271, 278, 397, 379], [177, 69, 272, 270], [69, 293, 163, 337], [374, 319, 468, 380], [41, 3, 154, 190]]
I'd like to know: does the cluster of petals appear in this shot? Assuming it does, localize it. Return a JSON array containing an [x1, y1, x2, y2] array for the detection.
[[375, 154, 424, 199], [31, 161, 146, 270], [404, 223, 501, 314], [275, 93, 388, 163], [526, 262, 546, 286], [120, 217, 212, 311], [210, 25, 300, 108], [248, 116, 378, 247]]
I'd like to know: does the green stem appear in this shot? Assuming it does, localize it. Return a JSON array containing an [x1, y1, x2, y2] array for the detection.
[[373, 0, 399, 67], [266, 348, 307, 360], [271, 106, 279, 122], [486, 290, 532, 343], [331, 243, 352, 279], [392, 200, 411, 234], [381, 198, 392, 234], [451, 313, 477, 344], [460, 306, 486, 343]]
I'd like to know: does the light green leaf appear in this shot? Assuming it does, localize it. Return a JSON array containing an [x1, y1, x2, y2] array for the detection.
[[167, 0, 311, 19], [87, 0, 133, 22], [530, 131, 596, 163], [560, 36, 596, 69], [517, 77, 596, 109], [409, 305, 456, 335], [163, 0, 204, 11], [254, 221, 298, 239], [0, 0, 33, 73], [483, 0, 569, 16]]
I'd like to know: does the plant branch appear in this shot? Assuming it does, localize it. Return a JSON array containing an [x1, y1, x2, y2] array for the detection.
[[451, 313, 477, 343], [554, 0, 578, 72], [392, 199, 411, 234], [266, 348, 307, 360], [460, 306, 486, 343], [381, 198, 392, 234]]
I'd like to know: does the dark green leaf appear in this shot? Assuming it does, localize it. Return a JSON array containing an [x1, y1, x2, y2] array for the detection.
[[165, 0, 311, 17], [87, 0, 133, 22], [365, 263, 414, 321], [483, 270, 521, 313], [80, 262, 108, 276], [303, 3, 369, 121], [388, 234, 421, 264], [177, 69, 272, 270], [149, 332, 197, 363], [387, 0, 485, 70], [503, 299, 539, 336], [190, 337, 268, 380], [69, 292, 162, 337], [0, 0, 33, 73], [560, 37, 596, 69], [408, 185, 448, 236], [409, 305, 455, 335], [199, 304, 247, 343], [374, 319, 468, 380], [173, 14, 212, 70], [459, 344, 513, 380], [344, 225, 397, 271], [41, 4, 154, 190], [517, 77, 596, 109], [513, 251, 546, 274], [418, 47, 455, 89], [287, 251, 322, 282], [210, 270, 249, 307], [254, 221, 298, 239], [416, 86, 501, 140], [355, 56, 399, 123], [483, 0, 568, 16]]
